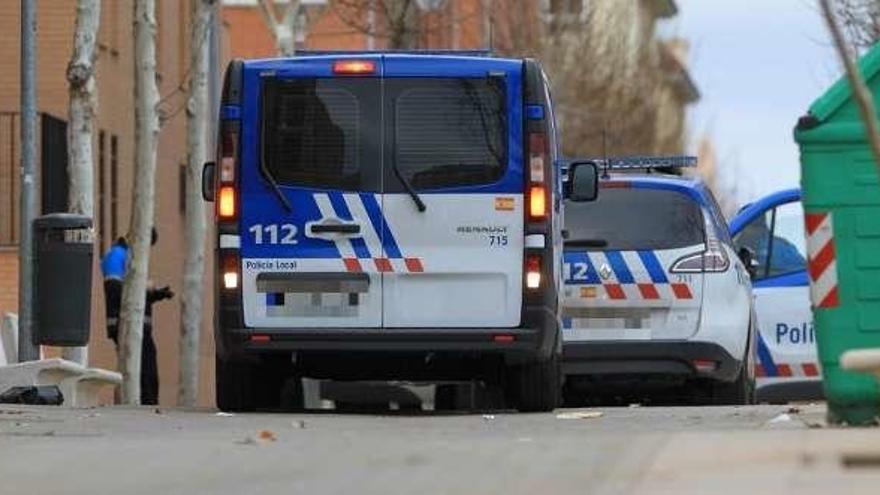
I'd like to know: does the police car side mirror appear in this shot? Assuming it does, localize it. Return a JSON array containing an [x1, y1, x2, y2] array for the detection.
[[202, 161, 216, 202], [567, 161, 599, 202]]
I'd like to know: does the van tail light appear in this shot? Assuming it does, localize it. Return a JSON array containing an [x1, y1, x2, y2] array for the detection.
[[216, 126, 238, 221], [670, 212, 729, 273], [218, 186, 236, 219], [221, 250, 240, 290], [525, 254, 542, 289], [529, 185, 547, 219], [526, 132, 549, 222]]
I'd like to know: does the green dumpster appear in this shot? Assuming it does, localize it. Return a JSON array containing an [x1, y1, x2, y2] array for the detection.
[[795, 44, 880, 425]]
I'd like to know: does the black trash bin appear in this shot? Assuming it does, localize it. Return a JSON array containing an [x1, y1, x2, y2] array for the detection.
[[33, 213, 93, 346]]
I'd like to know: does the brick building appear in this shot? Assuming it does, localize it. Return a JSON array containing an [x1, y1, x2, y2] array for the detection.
[[0, 1, 216, 406]]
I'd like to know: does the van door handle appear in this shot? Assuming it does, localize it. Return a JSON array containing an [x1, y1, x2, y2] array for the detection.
[[310, 223, 361, 235]]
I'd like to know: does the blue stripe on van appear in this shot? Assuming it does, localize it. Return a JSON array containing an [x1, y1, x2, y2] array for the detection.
[[360, 193, 403, 259], [605, 251, 634, 284], [328, 192, 372, 259], [756, 332, 778, 377], [637, 250, 669, 284]]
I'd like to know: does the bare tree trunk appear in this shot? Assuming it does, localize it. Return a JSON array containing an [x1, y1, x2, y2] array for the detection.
[[65, 0, 102, 366], [820, 0, 880, 176], [258, 0, 301, 56], [119, 0, 160, 405], [178, 0, 215, 408]]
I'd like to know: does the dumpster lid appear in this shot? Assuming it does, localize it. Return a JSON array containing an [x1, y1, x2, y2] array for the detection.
[[805, 43, 880, 124], [33, 213, 93, 230]]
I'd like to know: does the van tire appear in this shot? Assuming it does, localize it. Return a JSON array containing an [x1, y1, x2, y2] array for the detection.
[[508, 353, 561, 413], [216, 356, 288, 412], [215, 356, 255, 412]]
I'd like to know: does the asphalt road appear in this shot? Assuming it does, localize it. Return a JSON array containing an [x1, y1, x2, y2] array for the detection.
[[2, 403, 880, 495]]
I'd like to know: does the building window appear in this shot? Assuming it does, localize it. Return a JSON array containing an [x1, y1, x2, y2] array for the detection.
[[98, 131, 107, 250], [110, 134, 119, 241], [0, 112, 19, 245]]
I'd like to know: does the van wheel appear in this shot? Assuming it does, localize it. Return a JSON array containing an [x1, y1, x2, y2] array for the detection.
[[508, 353, 561, 413], [216, 355, 255, 412], [216, 356, 288, 412]]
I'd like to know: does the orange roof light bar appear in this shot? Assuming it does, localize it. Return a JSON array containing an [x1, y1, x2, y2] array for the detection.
[[333, 60, 376, 75]]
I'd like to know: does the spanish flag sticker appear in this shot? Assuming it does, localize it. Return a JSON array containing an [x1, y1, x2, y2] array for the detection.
[[580, 287, 597, 299], [495, 197, 515, 211]]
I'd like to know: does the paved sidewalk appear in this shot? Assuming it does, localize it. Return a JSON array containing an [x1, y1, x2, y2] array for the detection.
[[0, 404, 878, 495]]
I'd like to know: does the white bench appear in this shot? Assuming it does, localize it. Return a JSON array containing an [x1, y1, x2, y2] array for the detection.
[[0, 313, 121, 407], [841, 348, 880, 383]]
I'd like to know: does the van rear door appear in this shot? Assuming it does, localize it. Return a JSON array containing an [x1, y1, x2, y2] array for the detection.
[[240, 58, 385, 328], [380, 57, 525, 327]]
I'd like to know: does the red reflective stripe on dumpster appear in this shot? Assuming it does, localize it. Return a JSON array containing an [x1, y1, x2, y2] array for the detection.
[[805, 212, 839, 309]]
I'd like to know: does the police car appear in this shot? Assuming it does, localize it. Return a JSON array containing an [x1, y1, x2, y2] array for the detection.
[[202, 52, 598, 412], [729, 188, 821, 402], [561, 159, 756, 405]]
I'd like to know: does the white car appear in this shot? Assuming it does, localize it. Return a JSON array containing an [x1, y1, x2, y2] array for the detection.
[[561, 168, 756, 405], [730, 188, 821, 402]]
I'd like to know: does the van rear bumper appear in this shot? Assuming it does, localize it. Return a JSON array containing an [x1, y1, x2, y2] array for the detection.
[[562, 340, 741, 382], [218, 306, 559, 365]]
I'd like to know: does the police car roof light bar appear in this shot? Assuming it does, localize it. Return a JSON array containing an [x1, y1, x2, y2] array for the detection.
[[294, 49, 494, 57], [593, 155, 698, 171]]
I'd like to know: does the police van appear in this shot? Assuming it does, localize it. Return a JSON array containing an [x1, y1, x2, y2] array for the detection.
[[561, 158, 756, 405], [202, 52, 598, 412], [729, 188, 821, 402]]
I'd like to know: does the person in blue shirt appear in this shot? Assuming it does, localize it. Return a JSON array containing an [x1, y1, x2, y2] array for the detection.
[[101, 228, 173, 405]]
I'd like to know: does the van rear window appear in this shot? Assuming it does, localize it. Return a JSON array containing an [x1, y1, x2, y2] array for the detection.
[[564, 188, 705, 251], [387, 78, 507, 190], [260, 77, 506, 192], [261, 78, 381, 191]]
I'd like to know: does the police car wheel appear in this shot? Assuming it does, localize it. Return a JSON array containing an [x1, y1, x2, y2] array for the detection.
[[509, 353, 561, 413], [712, 355, 756, 406]]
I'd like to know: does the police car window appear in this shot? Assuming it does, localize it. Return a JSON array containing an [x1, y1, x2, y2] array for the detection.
[[387, 78, 506, 190], [766, 201, 807, 277], [564, 189, 704, 251], [732, 211, 772, 279], [261, 78, 381, 191]]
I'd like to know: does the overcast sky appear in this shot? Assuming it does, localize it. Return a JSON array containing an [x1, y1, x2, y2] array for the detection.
[[666, 0, 842, 206]]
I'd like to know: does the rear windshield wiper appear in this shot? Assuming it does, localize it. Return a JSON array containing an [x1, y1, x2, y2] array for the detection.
[[392, 163, 426, 212], [262, 167, 293, 213], [565, 239, 609, 248]]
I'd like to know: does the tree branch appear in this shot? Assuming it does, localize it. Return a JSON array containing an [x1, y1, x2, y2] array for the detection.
[[820, 0, 880, 178]]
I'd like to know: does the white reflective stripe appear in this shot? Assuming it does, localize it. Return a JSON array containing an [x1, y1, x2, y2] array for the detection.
[[314, 193, 357, 260], [811, 259, 838, 306], [807, 214, 833, 256], [219, 234, 240, 249], [525, 234, 545, 248], [345, 193, 381, 258]]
